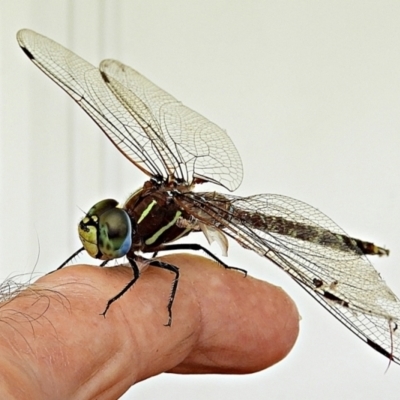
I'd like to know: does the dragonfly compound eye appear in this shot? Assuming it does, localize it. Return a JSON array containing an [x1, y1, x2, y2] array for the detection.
[[78, 199, 132, 260]]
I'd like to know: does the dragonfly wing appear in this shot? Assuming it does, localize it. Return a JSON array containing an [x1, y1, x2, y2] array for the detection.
[[100, 59, 243, 190], [17, 29, 242, 184], [183, 192, 400, 363]]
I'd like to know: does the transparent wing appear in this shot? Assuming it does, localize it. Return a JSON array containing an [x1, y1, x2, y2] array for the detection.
[[182, 192, 400, 364], [100, 60, 243, 190], [16, 29, 243, 190]]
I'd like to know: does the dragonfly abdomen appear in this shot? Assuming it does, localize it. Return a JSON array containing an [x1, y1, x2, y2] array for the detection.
[[233, 211, 388, 257]]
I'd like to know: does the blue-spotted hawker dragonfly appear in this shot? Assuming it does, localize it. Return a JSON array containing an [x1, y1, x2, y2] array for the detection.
[[17, 29, 400, 365]]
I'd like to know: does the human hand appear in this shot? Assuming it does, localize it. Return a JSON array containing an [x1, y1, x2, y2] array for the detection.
[[0, 253, 299, 399]]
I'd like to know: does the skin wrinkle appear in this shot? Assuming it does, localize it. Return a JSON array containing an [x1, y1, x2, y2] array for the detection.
[[1, 347, 41, 394], [76, 348, 109, 398], [188, 259, 235, 365], [0, 309, 47, 381], [121, 272, 172, 375], [1, 358, 31, 398], [63, 284, 137, 399], [57, 272, 123, 396], [187, 269, 236, 371], [181, 253, 206, 344], [150, 259, 203, 358]]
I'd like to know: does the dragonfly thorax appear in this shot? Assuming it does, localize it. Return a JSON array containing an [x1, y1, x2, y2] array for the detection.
[[124, 181, 195, 253]]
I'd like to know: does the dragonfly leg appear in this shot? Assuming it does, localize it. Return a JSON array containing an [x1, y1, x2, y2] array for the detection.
[[100, 256, 140, 317], [155, 243, 247, 277], [55, 247, 108, 274], [52, 247, 85, 273], [146, 259, 180, 327]]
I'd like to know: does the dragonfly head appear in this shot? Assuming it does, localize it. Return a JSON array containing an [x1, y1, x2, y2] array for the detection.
[[78, 199, 132, 260]]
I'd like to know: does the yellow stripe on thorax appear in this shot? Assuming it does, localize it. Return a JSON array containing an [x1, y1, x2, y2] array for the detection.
[[137, 200, 157, 224], [145, 211, 182, 246]]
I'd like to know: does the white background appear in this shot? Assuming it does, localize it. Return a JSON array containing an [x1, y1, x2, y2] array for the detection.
[[1, 1, 400, 399]]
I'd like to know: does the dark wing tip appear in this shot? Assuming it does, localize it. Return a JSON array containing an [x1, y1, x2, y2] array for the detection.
[[100, 70, 110, 83], [366, 338, 393, 360], [16, 29, 35, 60], [20, 45, 35, 60]]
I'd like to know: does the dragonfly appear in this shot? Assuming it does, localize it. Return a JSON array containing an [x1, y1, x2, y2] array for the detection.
[[17, 28, 400, 365]]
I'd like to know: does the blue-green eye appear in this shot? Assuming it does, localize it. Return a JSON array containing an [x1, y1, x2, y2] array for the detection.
[[78, 199, 132, 260]]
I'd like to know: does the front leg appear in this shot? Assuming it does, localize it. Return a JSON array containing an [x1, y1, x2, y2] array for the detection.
[[101, 255, 140, 316]]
